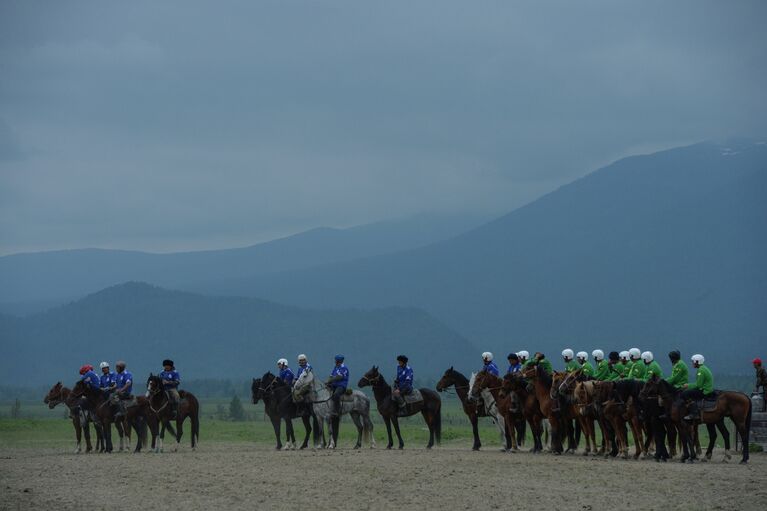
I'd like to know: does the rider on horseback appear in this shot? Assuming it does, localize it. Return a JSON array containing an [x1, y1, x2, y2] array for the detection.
[[160, 359, 181, 419], [482, 352, 499, 376], [112, 361, 133, 419], [606, 351, 624, 381], [296, 354, 312, 381], [518, 351, 530, 368], [80, 364, 100, 390], [666, 350, 689, 389], [507, 353, 522, 374], [618, 351, 631, 378], [99, 362, 116, 394], [641, 351, 663, 381], [532, 352, 554, 375], [393, 355, 413, 408], [576, 351, 594, 378], [327, 355, 349, 417], [562, 349, 580, 372], [680, 354, 714, 421], [626, 348, 646, 380], [592, 350, 609, 380], [277, 358, 295, 386]]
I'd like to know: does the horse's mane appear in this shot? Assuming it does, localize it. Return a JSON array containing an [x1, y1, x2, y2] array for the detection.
[[447, 368, 469, 386], [537, 365, 553, 388]]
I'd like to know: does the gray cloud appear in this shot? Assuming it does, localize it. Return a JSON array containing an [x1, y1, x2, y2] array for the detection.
[[1, 0, 766, 254]]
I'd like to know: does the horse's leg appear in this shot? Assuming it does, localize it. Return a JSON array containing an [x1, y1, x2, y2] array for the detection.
[[383, 416, 394, 449], [350, 412, 364, 449], [422, 409, 435, 449], [285, 418, 296, 450], [716, 420, 731, 462], [693, 425, 702, 456], [300, 415, 311, 449], [703, 422, 717, 461], [73, 416, 83, 454], [470, 413, 481, 451], [391, 416, 404, 450], [629, 416, 643, 460], [270, 415, 282, 450], [667, 421, 678, 458], [530, 415, 543, 453], [104, 419, 113, 453], [330, 416, 340, 449], [174, 417, 184, 452]]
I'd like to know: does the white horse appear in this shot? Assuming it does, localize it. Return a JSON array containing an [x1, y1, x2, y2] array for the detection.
[[292, 369, 375, 449], [468, 372, 510, 451]]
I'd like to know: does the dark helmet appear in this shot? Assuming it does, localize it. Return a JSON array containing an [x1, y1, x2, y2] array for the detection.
[[334, 354, 345, 362], [668, 350, 681, 362], [608, 351, 620, 362], [396, 355, 408, 363], [162, 359, 174, 367], [507, 353, 519, 361]]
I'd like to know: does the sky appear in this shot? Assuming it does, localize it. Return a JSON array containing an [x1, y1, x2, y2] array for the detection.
[[1, 0, 766, 255]]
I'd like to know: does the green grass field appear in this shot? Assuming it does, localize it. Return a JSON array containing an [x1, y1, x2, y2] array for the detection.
[[0, 396, 743, 450]]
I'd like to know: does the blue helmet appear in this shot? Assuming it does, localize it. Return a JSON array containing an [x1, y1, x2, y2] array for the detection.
[[334, 354, 345, 362]]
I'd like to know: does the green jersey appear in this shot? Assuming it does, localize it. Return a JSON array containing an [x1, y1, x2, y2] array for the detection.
[[622, 360, 634, 378], [689, 364, 714, 395], [665, 360, 689, 389], [627, 360, 646, 380], [642, 360, 663, 381], [580, 361, 595, 378], [593, 359, 610, 380], [537, 358, 553, 375], [565, 359, 581, 373], [606, 362, 624, 381]]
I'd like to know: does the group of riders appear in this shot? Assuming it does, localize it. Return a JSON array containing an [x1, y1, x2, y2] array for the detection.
[[77, 359, 181, 419]]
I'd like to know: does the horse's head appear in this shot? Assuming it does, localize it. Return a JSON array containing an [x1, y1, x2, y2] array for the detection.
[[292, 367, 314, 401], [146, 373, 163, 395], [251, 378, 262, 404], [520, 364, 537, 380], [358, 366, 381, 388], [573, 381, 594, 416], [550, 370, 577, 400], [467, 372, 479, 402], [44, 382, 63, 408], [436, 366, 458, 392], [639, 375, 659, 401], [592, 381, 613, 403], [71, 380, 89, 399], [470, 370, 497, 400]]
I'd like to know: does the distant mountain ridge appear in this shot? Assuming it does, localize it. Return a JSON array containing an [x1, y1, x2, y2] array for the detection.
[[199, 141, 767, 373], [0, 282, 477, 385]]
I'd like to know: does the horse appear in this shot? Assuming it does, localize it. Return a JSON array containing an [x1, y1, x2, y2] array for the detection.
[[502, 372, 549, 453], [358, 366, 441, 449], [435, 367, 496, 451], [521, 364, 568, 454], [469, 370, 516, 451], [642, 376, 749, 464], [292, 368, 375, 449], [572, 379, 608, 456], [71, 380, 146, 453], [44, 381, 102, 453], [548, 370, 582, 454], [251, 372, 316, 450], [145, 374, 200, 452]]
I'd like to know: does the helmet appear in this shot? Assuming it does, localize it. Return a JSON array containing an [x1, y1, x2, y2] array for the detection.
[[592, 349, 604, 361], [754, 358, 763, 365], [99, 361, 110, 369], [691, 354, 705, 365], [668, 350, 681, 362], [561, 349, 574, 360], [576, 351, 588, 361], [482, 352, 493, 361], [507, 353, 519, 361], [162, 359, 174, 367], [608, 351, 620, 362], [277, 358, 288, 367], [517, 350, 529, 360], [298, 354, 307, 362], [619, 351, 629, 360], [334, 354, 345, 362], [396, 355, 409, 363], [641, 351, 654, 363], [79, 364, 93, 375], [115, 360, 126, 368], [629, 348, 641, 360]]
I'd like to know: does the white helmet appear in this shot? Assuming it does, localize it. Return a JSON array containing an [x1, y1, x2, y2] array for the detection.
[[517, 350, 529, 360], [297, 354, 307, 362], [482, 352, 493, 361], [629, 348, 641, 360], [562, 348, 574, 360], [576, 351, 588, 361], [619, 350, 630, 360], [592, 349, 604, 361], [641, 351, 654, 363], [277, 358, 288, 367], [691, 354, 705, 365], [99, 361, 110, 369]]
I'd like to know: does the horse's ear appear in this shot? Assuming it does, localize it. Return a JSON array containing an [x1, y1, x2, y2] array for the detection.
[[252, 377, 256, 383], [449, 366, 453, 371]]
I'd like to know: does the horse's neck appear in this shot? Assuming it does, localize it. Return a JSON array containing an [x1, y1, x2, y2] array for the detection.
[[310, 378, 328, 399], [451, 373, 470, 402], [372, 379, 392, 403]]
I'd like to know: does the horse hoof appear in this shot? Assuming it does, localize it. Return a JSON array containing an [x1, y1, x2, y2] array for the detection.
[[739, 460, 748, 465], [386, 445, 393, 450]]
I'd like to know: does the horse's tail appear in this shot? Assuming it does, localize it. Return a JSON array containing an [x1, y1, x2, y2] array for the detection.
[[742, 393, 752, 459]]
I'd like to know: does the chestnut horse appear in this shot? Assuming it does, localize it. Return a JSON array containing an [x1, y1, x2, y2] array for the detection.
[[145, 374, 200, 452], [44, 381, 102, 453], [572, 380, 608, 456], [502, 373, 548, 453], [358, 366, 442, 449], [469, 371, 517, 451], [521, 364, 568, 454]]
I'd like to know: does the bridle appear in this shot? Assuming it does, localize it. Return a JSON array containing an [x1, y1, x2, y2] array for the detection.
[[146, 378, 170, 414]]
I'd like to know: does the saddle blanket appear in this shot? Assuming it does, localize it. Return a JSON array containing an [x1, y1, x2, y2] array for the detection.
[[403, 389, 423, 404], [697, 391, 720, 412]]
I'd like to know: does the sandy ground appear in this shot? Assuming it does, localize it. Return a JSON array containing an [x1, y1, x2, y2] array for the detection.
[[1, 443, 765, 511]]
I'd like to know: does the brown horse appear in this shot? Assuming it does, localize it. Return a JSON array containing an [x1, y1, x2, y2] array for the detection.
[[502, 373, 547, 452], [572, 380, 608, 456], [145, 374, 200, 452], [469, 371, 517, 451], [44, 382, 102, 453], [521, 364, 567, 454], [358, 366, 441, 449], [435, 367, 490, 450], [548, 370, 583, 454]]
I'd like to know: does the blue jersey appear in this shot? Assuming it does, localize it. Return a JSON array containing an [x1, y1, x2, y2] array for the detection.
[[507, 362, 522, 374], [115, 370, 133, 394], [483, 361, 500, 376], [279, 367, 295, 386], [395, 365, 414, 392], [159, 370, 180, 389], [296, 364, 312, 379], [100, 371, 116, 389], [81, 370, 101, 390], [330, 364, 349, 390]]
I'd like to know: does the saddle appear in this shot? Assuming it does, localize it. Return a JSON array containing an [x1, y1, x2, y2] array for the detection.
[[696, 391, 720, 412]]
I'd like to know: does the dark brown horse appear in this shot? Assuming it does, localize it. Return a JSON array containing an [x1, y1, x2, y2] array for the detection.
[[521, 364, 568, 454], [502, 373, 547, 452], [359, 366, 442, 449], [548, 370, 582, 454], [252, 372, 316, 450], [435, 367, 488, 450], [145, 374, 200, 452], [44, 381, 102, 453]]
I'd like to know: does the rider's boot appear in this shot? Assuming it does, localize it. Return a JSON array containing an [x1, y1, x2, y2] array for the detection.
[[683, 402, 698, 422]]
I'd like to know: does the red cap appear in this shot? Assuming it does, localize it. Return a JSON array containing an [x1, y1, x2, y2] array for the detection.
[[754, 358, 763, 365], [79, 364, 93, 375]]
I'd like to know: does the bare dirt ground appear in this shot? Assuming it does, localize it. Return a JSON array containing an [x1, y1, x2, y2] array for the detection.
[[1, 443, 765, 511]]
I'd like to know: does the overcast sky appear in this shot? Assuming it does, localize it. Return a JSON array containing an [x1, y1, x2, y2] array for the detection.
[[1, 1, 765, 255]]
